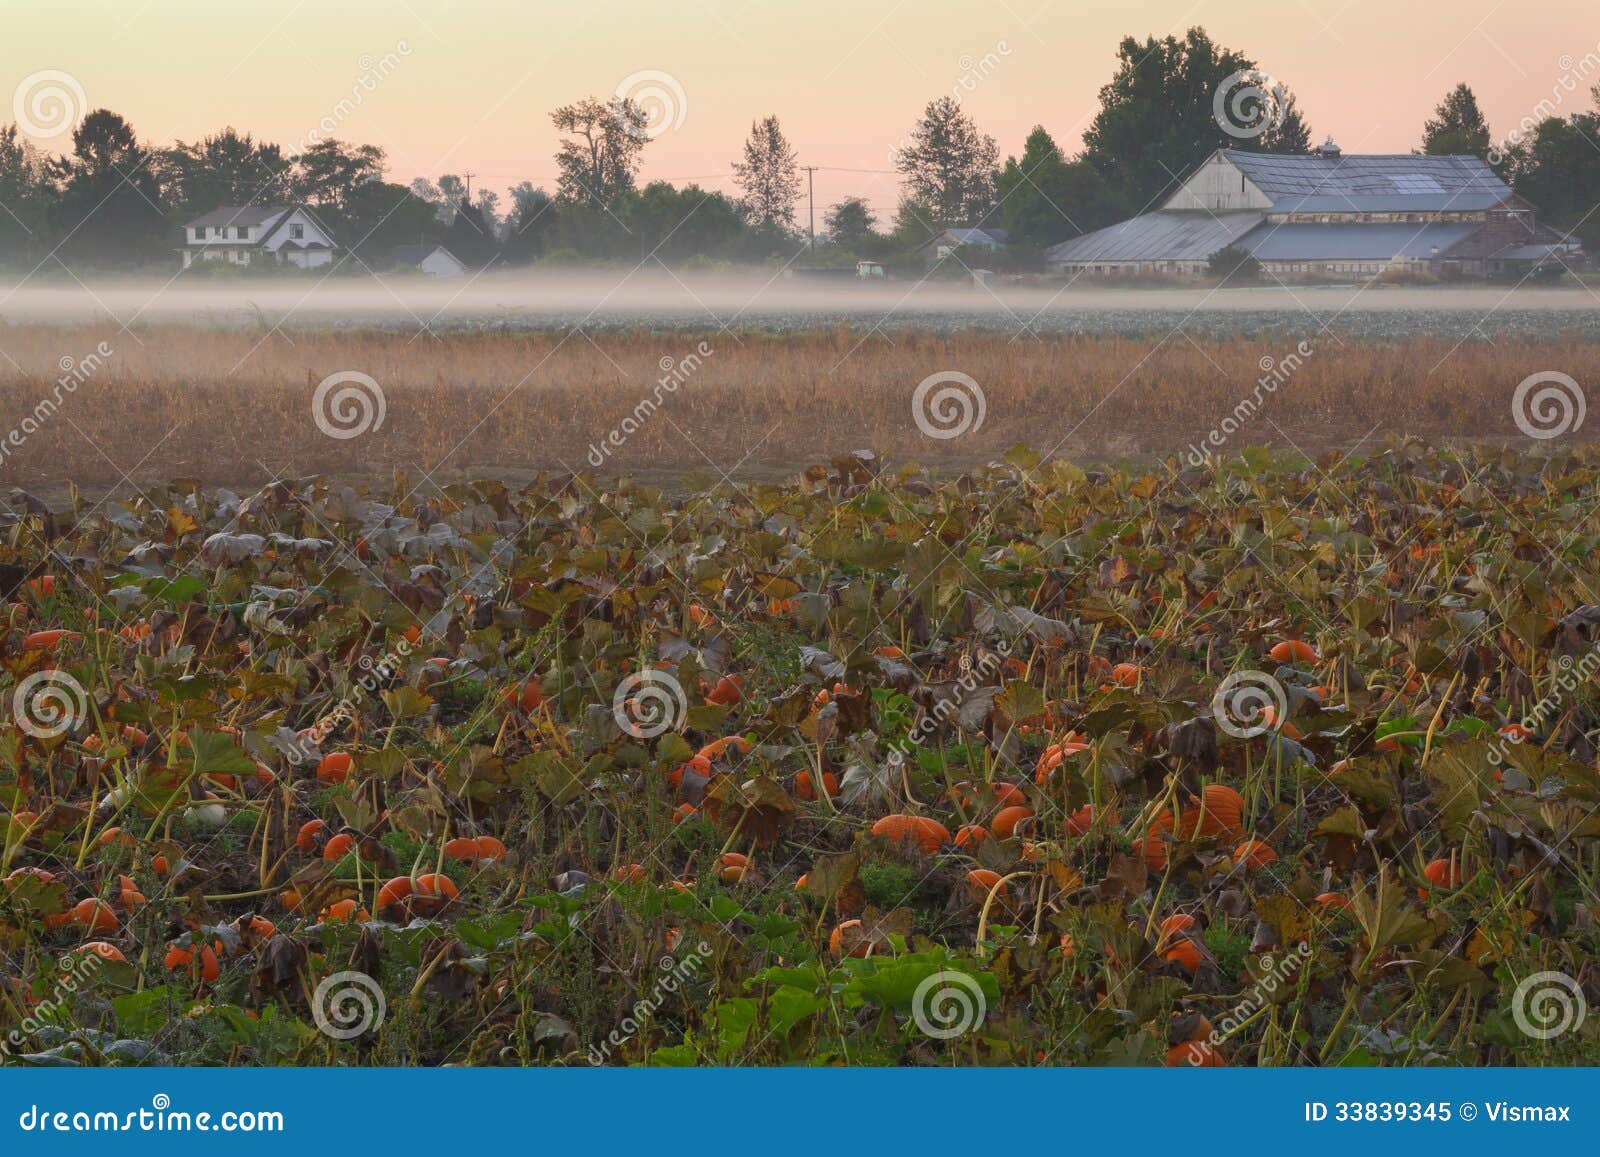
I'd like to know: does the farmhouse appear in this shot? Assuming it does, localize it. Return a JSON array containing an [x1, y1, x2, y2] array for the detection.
[[921, 226, 1009, 265], [1046, 141, 1582, 279], [375, 243, 468, 277], [179, 206, 336, 270]]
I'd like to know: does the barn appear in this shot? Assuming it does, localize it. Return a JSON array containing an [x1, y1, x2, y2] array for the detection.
[[1046, 140, 1582, 279]]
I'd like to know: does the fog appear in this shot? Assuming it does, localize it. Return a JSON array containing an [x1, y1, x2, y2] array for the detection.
[[0, 270, 1592, 334]]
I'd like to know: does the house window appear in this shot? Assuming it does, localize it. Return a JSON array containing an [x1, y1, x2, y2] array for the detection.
[[194, 227, 206, 240], [236, 226, 249, 239], [290, 224, 304, 239]]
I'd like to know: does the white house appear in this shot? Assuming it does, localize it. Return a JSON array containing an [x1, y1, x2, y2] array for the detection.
[[378, 243, 468, 277], [180, 206, 336, 269]]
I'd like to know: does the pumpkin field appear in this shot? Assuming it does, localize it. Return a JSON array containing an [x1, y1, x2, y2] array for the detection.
[[1, 434, 1598, 1066]]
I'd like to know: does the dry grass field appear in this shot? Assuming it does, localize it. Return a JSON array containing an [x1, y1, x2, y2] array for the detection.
[[0, 323, 1589, 487]]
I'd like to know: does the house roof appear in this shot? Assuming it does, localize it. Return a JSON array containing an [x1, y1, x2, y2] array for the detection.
[[1046, 211, 1263, 264], [186, 205, 288, 228], [385, 243, 463, 267], [927, 227, 1009, 247], [1269, 193, 1506, 213], [1238, 221, 1481, 261], [1223, 150, 1512, 212]]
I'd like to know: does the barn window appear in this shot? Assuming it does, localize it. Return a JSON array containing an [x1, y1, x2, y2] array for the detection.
[[290, 223, 305, 239]]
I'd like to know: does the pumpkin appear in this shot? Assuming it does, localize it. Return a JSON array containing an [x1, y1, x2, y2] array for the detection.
[[963, 868, 1003, 900], [1166, 1040, 1226, 1066], [612, 863, 648, 884], [1269, 639, 1319, 664], [716, 852, 749, 884], [1034, 734, 1091, 783], [703, 674, 743, 706], [1157, 913, 1204, 972], [164, 941, 220, 982], [1420, 857, 1461, 898], [794, 770, 838, 801], [990, 805, 1035, 839], [78, 941, 126, 963], [295, 819, 326, 854], [1180, 784, 1245, 840], [499, 680, 545, 714], [1108, 662, 1141, 688], [828, 918, 878, 958], [23, 629, 81, 651], [316, 752, 352, 784], [320, 898, 368, 922], [1066, 803, 1115, 836], [68, 898, 118, 934], [322, 832, 355, 862], [953, 824, 990, 848], [870, 814, 950, 853], [697, 735, 749, 761], [1232, 840, 1278, 871]]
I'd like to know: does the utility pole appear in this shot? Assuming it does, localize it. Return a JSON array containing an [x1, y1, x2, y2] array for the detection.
[[464, 171, 475, 205], [802, 165, 817, 248]]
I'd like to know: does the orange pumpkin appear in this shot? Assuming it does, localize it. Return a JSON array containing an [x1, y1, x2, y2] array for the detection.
[[870, 814, 951, 854], [990, 805, 1035, 839], [1269, 639, 1319, 664]]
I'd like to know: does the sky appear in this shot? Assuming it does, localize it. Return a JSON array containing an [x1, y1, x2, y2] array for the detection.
[[7, 0, 1599, 220]]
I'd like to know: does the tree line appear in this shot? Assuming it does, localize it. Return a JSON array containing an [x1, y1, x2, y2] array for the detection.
[[1, 26, 1595, 272]]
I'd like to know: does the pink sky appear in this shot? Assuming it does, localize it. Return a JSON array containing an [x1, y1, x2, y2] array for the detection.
[[9, 0, 1599, 219]]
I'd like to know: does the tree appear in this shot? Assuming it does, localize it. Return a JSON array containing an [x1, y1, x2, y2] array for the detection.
[[1503, 90, 1600, 256], [550, 97, 649, 208], [731, 115, 801, 231], [445, 196, 499, 268], [893, 96, 998, 226], [823, 197, 878, 251], [1207, 244, 1261, 282], [291, 138, 385, 214], [1260, 94, 1312, 155], [995, 126, 1118, 248], [340, 180, 442, 261], [1422, 83, 1492, 159], [50, 109, 168, 267], [162, 127, 289, 214], [1082, 28, 1310, 208], [502, 182, 555, 264], [0, 124, 54, 266]]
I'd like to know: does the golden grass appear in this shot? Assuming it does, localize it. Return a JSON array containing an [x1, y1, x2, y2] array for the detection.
[[0, 323, 1588, 487]]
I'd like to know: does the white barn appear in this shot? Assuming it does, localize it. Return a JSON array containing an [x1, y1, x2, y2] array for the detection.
[[1047, 141, 1581, 280], [180, 206, 337, 270]]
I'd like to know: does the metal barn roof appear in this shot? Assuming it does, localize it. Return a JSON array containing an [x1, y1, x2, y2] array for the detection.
[[1225, 151, 1511, 210], [1237, 221, 1480, 261], [1046, 211, 1262, 264]]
